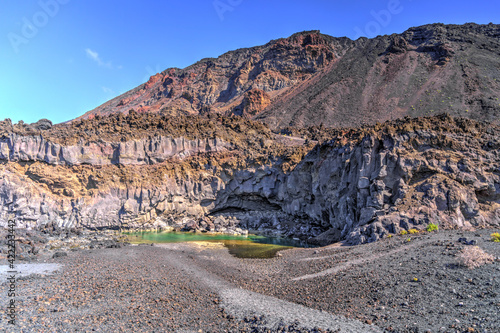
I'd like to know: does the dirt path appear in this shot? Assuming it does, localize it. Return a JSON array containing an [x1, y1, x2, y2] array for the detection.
[[1, 229, 499, 332], [292, 240, 432, 281], [157, 243, 381, 332], [190, 230, 500, 332]]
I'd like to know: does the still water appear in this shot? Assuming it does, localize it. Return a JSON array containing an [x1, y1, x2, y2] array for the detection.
[[124, 231, 312, 258]]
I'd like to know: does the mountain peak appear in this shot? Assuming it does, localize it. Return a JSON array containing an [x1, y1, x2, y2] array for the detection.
[[77, 23, 500, 129]]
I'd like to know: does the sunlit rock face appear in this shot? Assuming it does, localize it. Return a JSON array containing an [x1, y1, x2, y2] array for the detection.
[[3, 113, 499, 246], [0, 133, 229, 166]]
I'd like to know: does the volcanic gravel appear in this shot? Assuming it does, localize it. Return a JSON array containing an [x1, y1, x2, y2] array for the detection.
[[1, 229, 499, 332]]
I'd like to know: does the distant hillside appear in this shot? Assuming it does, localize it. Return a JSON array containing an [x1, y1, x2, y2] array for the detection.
[[78, 23, 500, 128]]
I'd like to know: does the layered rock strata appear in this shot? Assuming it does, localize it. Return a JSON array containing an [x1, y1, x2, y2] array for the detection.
[[1, 114, 499, 245], [0, 134, 228, 166]]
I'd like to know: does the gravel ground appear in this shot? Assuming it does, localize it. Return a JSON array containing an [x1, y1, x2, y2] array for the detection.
[[0, 228, 499, 332]]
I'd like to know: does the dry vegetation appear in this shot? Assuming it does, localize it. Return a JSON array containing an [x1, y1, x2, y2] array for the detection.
[[457, 246, 495, 269]]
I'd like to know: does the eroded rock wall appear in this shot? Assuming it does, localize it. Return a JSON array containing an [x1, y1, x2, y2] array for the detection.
[[278, 124, 500, 244], [0, 133, 229, 230], [0, 134, 229, 165], [210, 116, 500, 244], [0, 162, 223, 230], [2, 115, 500, 245]]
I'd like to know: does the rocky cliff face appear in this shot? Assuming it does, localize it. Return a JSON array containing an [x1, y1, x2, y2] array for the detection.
[[0, 113, 313, 235], [0, 133, 229, 166], [0, 162, 223, 230], [78, 23, 500, 130], [280, 115, 500, 244], [209, 115, 500, 244], [78, 30, 346, 120], [2, 113, 499, 245]]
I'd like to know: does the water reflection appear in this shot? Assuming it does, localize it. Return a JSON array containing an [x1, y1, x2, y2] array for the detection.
[[124, 231, 313, 258]]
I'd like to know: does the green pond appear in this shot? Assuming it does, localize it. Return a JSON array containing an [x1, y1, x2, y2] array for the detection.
[[124, 231, 312, 258]]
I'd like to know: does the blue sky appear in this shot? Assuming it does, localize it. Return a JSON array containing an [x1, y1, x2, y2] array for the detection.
[[1, 0, 498, 124]]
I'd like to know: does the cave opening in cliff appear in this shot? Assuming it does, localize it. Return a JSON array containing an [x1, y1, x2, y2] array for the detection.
[[210, 194, 282, 214]]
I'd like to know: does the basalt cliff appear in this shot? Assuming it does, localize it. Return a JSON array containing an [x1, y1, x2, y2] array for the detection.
[[1, 113, 499, 245]]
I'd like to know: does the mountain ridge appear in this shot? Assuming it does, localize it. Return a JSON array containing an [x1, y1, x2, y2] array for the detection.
[[75, 29, 354, 121], [77, 23, 500, 129]]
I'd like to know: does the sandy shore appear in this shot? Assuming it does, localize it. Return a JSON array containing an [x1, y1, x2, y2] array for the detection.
[[1, 229, 499, 332]]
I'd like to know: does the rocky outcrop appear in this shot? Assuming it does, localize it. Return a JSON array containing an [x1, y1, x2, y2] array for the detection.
[[0, 164, 222, 230], [211, 115, 500, 244], [0, 113, 311, 234], [0, 134, 229, 165], [232, 89, 271, 117], [299, 117, 499, 243], [1, 114, 500, 246]]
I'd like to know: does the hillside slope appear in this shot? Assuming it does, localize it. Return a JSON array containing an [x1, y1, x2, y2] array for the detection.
[[257, 23, 500, 128], [78, 31, 351, 121], [79, 23, 500, 129]]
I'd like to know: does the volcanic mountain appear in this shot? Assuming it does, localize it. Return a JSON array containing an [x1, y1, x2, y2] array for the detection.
[[2, 22, 500, 246], [78, 23, 500, 129]]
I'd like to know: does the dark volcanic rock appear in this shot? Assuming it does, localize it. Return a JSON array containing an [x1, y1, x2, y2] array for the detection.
[[31, 118, 53, 130], [214, 114, 500, 244], [1, 113, 500, 245], [257, 23, 500, 128], [52, 251, 67, 258]]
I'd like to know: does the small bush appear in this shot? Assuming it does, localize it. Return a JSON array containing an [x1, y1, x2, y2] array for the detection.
[[400, 230, 408, 235], [457, 246, 495, 269], [491, 232, 500, 242], [426, 223, 439, 232], [408, 229, 419, 234]]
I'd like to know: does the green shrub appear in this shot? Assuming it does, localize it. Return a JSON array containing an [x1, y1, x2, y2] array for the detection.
[[426, 223, 439, 232], [400, 230, 407, 235], [491, 232, 500, 242], [408, 229, 419, 234]]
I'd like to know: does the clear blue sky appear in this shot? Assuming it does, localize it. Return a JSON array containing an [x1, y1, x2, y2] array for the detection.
[[1, 0, 498, 124]]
